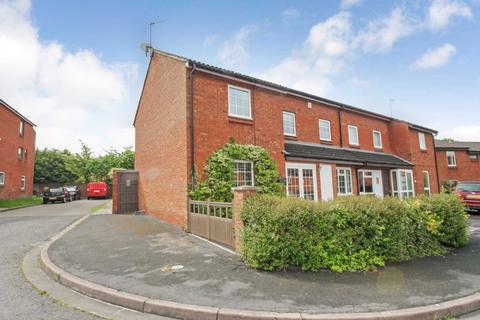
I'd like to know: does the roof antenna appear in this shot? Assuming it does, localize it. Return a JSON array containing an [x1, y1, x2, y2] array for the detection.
[[140, 21, 164, 57], [389, 98, 395, 118]]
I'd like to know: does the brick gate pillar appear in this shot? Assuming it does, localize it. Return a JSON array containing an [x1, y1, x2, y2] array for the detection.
[[231, 186, 258, 253]]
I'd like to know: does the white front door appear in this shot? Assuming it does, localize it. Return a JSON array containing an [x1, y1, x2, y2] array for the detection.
[[319, 164, 334, 201], [358, 170, 384, 198], [286, 163, 318, 201]]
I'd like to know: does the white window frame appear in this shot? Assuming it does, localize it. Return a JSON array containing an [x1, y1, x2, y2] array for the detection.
[[20, 175, 26, 191], [233, 160, 254, 187], [373, 130, 382, 149], [19, 121, 24, 136], [0, 171, 5, 186], [358, 170, 375, 195], [285, 162, 318, 201], [348, 125, 359, 146], [18, 147, 23, 160], [227, 85, 252, 120], [282, 111, 296, 136], [446, 151, 457, 167], [390, 169, 415, 199], [418, 132, 427, 150], [319, 119, 332, 142], [336, 167, 353, 196], [423, 171, 431, 196], [469, 154, 479, 160]]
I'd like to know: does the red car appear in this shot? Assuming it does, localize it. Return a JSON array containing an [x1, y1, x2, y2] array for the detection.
[[456, 181, 480, 213], [86, 181, 109, 199]]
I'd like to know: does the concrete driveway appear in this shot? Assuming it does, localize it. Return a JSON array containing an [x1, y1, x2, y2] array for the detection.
[[0, 199, 108, 319], [48, 213, 480, 315]]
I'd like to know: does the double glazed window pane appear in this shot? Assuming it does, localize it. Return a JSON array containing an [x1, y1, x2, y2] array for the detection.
[[228, 87, 251, 118]]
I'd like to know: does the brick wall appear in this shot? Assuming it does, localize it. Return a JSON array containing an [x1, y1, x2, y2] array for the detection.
[[0, 104, 36, 199], [436, 150, 480, 182], [134, 52, 189, 228], [191, 70, 438, 195]]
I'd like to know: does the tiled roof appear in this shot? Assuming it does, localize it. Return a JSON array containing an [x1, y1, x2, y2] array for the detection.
[[151, 49, 437, 134], [0, 99, 36, 127], [284, 141, 413, 168], [435, 140, 480, 152]]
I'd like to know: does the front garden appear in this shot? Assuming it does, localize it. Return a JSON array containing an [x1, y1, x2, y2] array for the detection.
[[241, 193, 469, 272], [0, 196, 42, 209], [191, 142, 470, 273]]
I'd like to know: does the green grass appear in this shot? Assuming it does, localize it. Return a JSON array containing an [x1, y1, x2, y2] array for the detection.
[[90, 201, 110, 214], [0, 196, 42, 209]]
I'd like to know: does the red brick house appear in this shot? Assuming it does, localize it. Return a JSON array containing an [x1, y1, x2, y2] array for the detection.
[[0, 99, 36, 199], [134, 49, 439, 228], [435, 140, 480, 183]]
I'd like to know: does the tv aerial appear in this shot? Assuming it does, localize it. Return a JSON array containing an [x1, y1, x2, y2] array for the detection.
[[141, 20, 164, 56]]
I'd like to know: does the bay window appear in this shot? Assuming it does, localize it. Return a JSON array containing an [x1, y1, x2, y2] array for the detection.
[[391, 169, 415, 198]]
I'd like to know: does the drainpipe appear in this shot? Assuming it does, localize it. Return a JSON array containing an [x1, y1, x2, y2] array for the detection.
[[338, 107, 344, 148], [433, 133, 441, 193], [189, 62, 197, 190]]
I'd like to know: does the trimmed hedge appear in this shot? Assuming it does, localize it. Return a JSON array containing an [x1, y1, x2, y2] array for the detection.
[[241, 194, 468, 272]]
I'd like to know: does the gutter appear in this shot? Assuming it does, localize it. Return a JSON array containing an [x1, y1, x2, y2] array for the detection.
[[433, 133, 441, 191], [189, 62, 197, 190]]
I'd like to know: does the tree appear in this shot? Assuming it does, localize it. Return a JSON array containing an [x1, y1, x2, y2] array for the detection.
[[36, 142, 135, 184], [34, 149, 78, 183]]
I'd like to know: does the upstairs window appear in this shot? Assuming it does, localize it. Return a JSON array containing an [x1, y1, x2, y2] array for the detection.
[[373, 131, 382, 149], [446, 151, 456, 167], [18, 147, 23, 160], [0, 172, 5, 186], [233, 160, 254, 187], [419, 132, 426, 150], [469, 154, 478, 160], [282, 112, 296, 136], [348, 125, 359, 146], [19, 121, 24, 136], [228, 85, 251, 119], [319, 119, 332, 141]]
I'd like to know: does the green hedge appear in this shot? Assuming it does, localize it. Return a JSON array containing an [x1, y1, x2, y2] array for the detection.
[[241, 194, 468, 272]]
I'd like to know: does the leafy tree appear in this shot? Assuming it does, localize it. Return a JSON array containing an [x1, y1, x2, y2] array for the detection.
[[35, 142, 135, 184], [34, 148, 78, 183]]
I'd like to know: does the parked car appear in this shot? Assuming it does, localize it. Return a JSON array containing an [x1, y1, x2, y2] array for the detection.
[[43, 187, 72, 204], [65, 185, 81, 200], [456, 181, 480, 213], [87, 181, 109, 199]]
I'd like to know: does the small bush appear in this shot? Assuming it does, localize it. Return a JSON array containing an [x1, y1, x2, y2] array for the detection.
[[241, 194, 468, 272]]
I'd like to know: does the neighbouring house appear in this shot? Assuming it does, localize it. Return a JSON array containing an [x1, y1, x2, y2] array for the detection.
[[134, 49, 439, 228], [435, 140, 480, 183], [0, 99, 36, 199]]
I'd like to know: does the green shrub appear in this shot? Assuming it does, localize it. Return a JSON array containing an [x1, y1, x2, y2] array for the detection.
[[189, 143, 283, 202], [241, 194, 468, 272], [412, 194, 469, 247]]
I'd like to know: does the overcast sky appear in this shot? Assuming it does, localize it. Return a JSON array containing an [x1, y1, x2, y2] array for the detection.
[[1, 0, 479, 154]]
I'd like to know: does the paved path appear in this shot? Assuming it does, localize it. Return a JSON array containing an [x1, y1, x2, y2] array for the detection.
[[0, 200, 108, 320], [49, 213, 480, 315]]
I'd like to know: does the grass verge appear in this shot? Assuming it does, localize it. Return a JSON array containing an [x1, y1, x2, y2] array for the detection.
[[0, 196, 42, 209], [90, 201, 110, 214]]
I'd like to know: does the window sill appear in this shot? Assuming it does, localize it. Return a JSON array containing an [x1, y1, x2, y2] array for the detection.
[[374, 147, 383, 151], [447, 166, 457, 169], [348, 144, 360, 149], [228, 117, 253, 125], [284, 135, 298, 141], [420, 149, 428, 153], [319, 139, 333, 145]]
